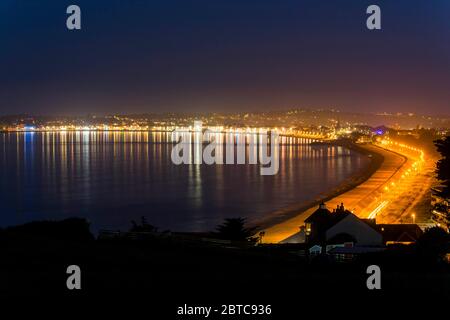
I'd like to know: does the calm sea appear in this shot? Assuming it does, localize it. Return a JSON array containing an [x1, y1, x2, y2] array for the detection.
[[0, 132, 370, 232]]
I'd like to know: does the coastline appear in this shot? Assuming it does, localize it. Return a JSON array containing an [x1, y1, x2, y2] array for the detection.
[[254, 141, 384, 230], [256, 141, 399, 243]]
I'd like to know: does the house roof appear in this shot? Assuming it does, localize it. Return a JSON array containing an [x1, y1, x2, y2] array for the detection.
[[304, 202, 426, 246], [304, 207, 331, 224], [304, 202, 350, 229], [376, 224, 423, 243]]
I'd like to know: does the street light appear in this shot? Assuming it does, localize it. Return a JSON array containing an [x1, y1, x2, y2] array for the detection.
[[412, 213, 416, 224], [258, 231, 266, 245]]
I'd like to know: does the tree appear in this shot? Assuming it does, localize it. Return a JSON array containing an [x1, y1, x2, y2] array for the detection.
[[416, 227, 450, 263], [130, 216, 158, 233], [350, 131, 363, 142], [0, 218, 94, 242], [215, 218, 258, 242], [435, 137, 450, 196]]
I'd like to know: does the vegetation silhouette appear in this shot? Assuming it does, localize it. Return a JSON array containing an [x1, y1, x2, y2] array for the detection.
[[0, 218, 94, 242], [214, 217, 258, 243], [130, 216, 158, 233], [435, 136, 450, 196], [416, 226, 450, 263]]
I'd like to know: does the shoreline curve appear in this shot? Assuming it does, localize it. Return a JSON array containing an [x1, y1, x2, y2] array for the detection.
[[257, 141, 406, 243]]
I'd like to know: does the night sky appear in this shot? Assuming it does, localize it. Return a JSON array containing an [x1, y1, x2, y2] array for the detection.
[[0, 0, 449, 115]]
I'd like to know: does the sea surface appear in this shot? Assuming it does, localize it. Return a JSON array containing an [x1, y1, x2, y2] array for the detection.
[[0, 132, 370, 232]]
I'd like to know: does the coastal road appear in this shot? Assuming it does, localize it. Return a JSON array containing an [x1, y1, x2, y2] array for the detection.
[[375, 161, 434, 225], [261, 144, 409, 243]]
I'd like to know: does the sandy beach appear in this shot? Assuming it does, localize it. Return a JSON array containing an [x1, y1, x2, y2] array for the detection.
[[260, 143, 407, 243]]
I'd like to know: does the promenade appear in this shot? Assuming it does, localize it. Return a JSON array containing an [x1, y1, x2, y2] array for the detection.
[[261, 144, 407, 243]]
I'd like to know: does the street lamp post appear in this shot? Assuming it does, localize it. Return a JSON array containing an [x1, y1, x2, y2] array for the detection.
[[258, 231, 265, 245]]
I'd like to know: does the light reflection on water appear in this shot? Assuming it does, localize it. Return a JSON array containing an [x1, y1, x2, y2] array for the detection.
[[0, 132, 370, 232]]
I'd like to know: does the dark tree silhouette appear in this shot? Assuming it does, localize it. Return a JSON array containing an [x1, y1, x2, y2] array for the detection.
[[349, 131, 363, 142], [435, 137, 450, 196], [215, 218, 258, 242], [0, 218, 94, 242], [130, 216, 158, 233], [416, 227, 450, 262]]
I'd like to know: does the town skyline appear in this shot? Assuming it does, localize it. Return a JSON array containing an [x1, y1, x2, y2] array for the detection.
[[2, 108, 450, 131]]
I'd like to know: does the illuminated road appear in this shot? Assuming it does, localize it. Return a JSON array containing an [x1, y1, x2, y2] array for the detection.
[[261, 142, 427, 243], [372, 151, 433, 225]]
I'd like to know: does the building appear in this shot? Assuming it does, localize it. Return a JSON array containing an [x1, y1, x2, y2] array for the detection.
[[302, 202, 423, 258], [304, 202, 383, 254], [431, 187, 450, 231], [376, 224, 423, 245]]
